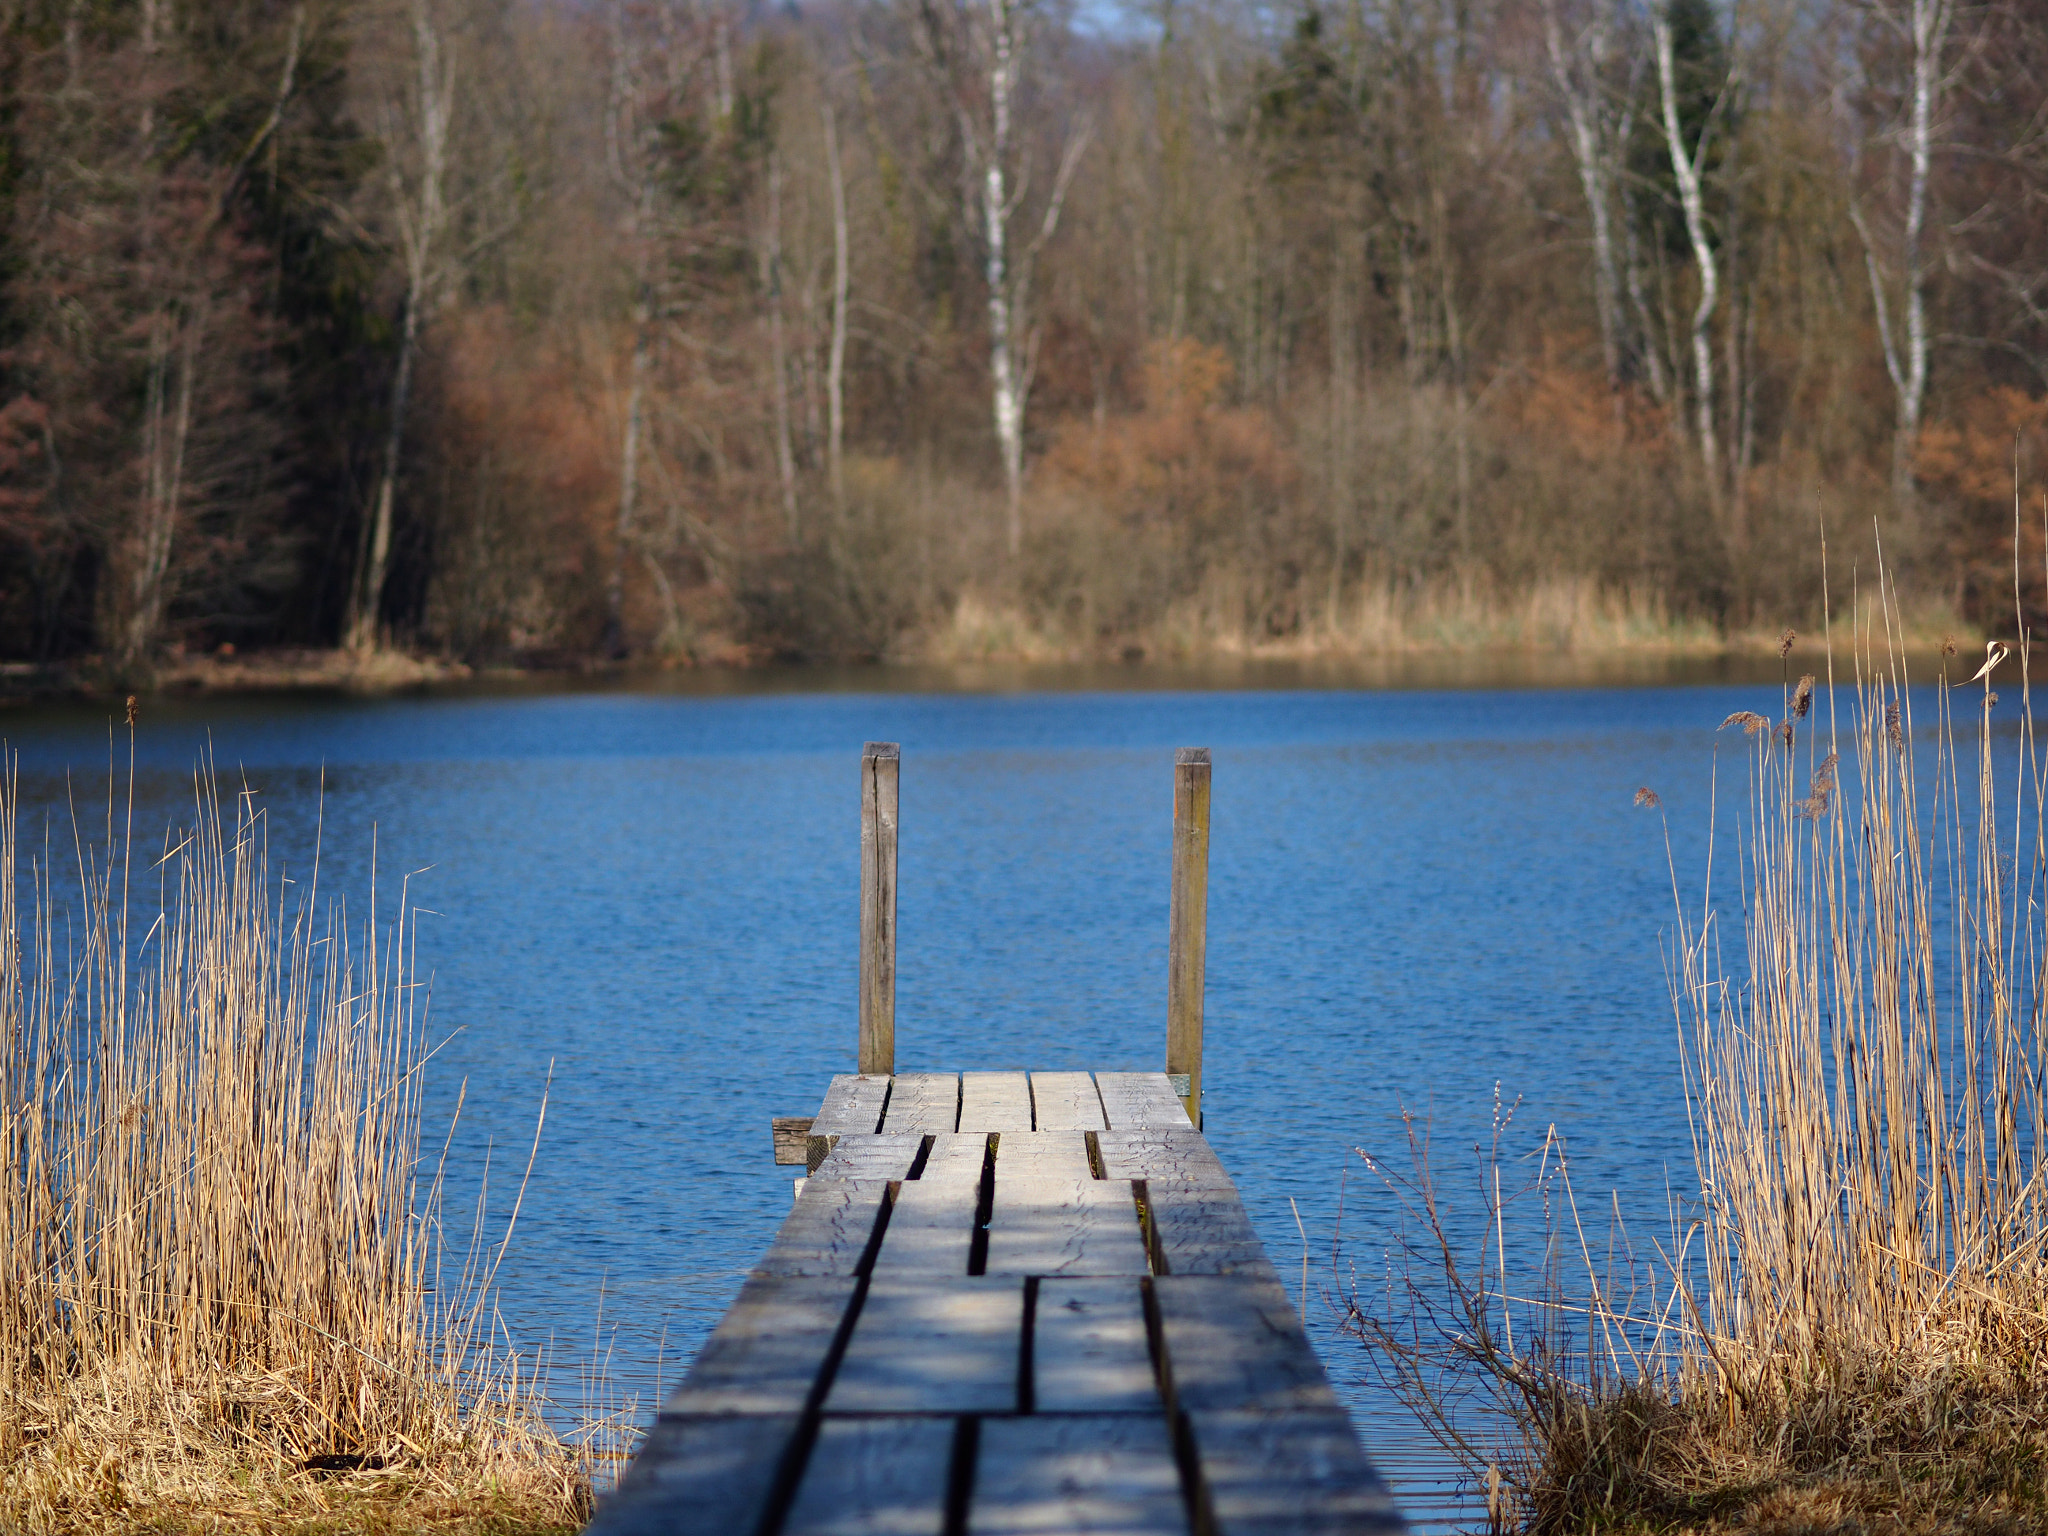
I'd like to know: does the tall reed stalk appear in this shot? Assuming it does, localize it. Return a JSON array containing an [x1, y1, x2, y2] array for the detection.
[[0, 751, 581, 1522]]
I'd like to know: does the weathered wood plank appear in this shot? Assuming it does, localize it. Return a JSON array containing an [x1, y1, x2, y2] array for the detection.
[[754, 1180, 891, 1278], [660, 1276, 855, 1415], [1095, 1128, 1232, 1187], [992, 1129, 1094, 1180], [780, 1417, 954, 1536], [877, 1072, 959, 1135], [1096, 1072, 1194, 1130], [1152, 1276, 1340, 1413], [586, 1415, 796, 1536], [984, 1177, 1150, 1278], [774, 1115, 817, 1165], [1029, 1071, 1107, 1131], [917, 1132, 989, 1184], [812, 1074, 893, 1137], [1167, 748, 1211, 1127], [970, 1415, 1188, 1536], [812, 1133, 924, 1183], [824, 1278, 1023, 1413], [1187, 1410, 1405, 1535], [869, 1176, 979, 1277], [1145, 1183, 1279, 1279], [860, 743, 899, 1076], [958, 1070, 1034, 1132], [1034, 1277, 1160, 1413]]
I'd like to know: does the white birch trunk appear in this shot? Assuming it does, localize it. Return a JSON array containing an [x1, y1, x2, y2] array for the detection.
[[984, 0, 1024, 556], [1653, 5, 1723, 508], [1542, 0, 1624, 390], [824, 101, 849, 511], [1850, 0, 1951, 500]]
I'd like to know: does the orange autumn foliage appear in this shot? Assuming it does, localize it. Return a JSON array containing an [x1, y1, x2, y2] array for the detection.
[[1044, 338, 1294, 543], [1919, 388, 2048, 621]]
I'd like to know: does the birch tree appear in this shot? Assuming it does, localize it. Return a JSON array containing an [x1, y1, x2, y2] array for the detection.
[[918, 0, 1089, 557], [1845, 0, 1955, 501], [1652, 0, 1731, 506], [823, 100, 850, 511], [1542, 0, 1627, 392]]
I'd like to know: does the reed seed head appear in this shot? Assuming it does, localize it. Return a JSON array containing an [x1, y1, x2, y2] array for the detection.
[[1886, 702, 1904, 749], [123, 694, 137, 727], [1792, 675, 1815, 719], [1779, 719, 1795, 749], [1721, 710, 1771, 736], [1634, 786, 1661, 809], [1779, 629, 1797, 658]]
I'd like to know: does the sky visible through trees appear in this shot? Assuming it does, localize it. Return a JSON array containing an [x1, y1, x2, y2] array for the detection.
[[0, 0, 2044, 672]]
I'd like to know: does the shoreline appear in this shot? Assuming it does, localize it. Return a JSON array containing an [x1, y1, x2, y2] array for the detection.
[[0, 631, 1979, 708]]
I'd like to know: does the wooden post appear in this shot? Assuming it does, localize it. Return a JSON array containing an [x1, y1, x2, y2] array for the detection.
[[860, 742, 900, 1075], [1167, 747, 1210, 1126]]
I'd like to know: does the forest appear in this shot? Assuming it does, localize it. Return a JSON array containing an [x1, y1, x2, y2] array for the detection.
[[0, 0, 2043, 675]]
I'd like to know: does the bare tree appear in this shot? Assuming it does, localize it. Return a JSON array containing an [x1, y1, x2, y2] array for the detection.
[[122, 8, 305, 672], [1653, 0, 1730, 506], [1543, 0, 1627, 392], [348, 0, 454, 654], [1844, 0, 1955, 502], [919, 0, 1089, 557], [823, 99, 850, 511]]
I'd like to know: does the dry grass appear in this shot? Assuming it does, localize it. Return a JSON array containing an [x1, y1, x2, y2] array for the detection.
[[1347, 575, 2048, 1533], [914, 570, 1976, 665], [0, 751, 594, 1533]]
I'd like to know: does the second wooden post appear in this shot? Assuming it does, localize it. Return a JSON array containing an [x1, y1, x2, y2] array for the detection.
[[1168, 747, 1211, 1125], [860, 741, 900, 1075]]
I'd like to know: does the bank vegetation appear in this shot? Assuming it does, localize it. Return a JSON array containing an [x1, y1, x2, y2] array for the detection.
[[0, 0, 2045, 679]]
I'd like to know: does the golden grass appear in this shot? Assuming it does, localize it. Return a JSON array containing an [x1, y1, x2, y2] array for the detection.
[[1348, 582, 2048, 1533], [0, 752, 593, 1533], [915, 570, 1978, 665]]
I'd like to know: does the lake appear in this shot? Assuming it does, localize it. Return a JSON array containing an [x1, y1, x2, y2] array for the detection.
[[7, 666, 1826, 1529]]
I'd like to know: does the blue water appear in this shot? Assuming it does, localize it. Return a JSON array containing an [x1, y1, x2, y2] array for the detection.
[[7, 674, 1840, 1526]]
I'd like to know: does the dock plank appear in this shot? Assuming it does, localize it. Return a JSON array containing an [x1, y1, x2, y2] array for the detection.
[[1153, 1276, 1340, 1413], [1030, 1071, 1107, 1131], [661, 1275, 855, 1415], [917, 1131, 989, 1183], [813, 1133, 925, 1183], [878, 1073, 959, 1134], [588, 1415, 796, 1536], [970, 1415, 1187, 1536], [755, 1180, 891, 1278], [812, 1075, 893, 1136], [824, 1278, 1023, 1413], [870, 1176, 979, 1276], [781, 1418, 954, 1536], [959, 1070, 1034, 1131], [1034, 1277, 1160, 1413], [1188, 1410, 1405, 1535], [1146, 1183, 1279, 1278], [984, 1177, 1150, 1278], [993, 1130, 1094, 1180], [1096, 1072, 1194, 1130], [1096, 1128, 1232, 1186]]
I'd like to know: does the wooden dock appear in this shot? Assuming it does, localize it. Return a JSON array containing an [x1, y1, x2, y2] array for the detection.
[[587, 749, 1405, 1534]]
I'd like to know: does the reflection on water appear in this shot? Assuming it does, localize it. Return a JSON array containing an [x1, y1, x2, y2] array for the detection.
[[6, 666, 1857, 1531]]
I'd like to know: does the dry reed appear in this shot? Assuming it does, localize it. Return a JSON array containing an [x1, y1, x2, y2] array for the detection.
[[0, 749, 590, 1532], [1348, 576, 2048, 1532]]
